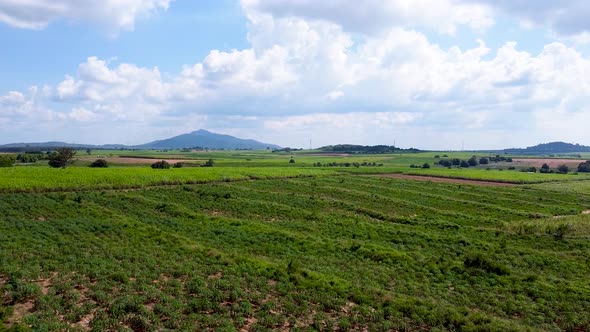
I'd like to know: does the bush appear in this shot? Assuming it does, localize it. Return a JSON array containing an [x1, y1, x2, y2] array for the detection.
[[202, 159, 215, 167], [439, 159, 453, 167], [0, 155, 15, 167], [540, 163, 550, 173], [577, 161, 590, 173], [151, 160, 170, 169], [479, 157, 489, 165], [557, 164, 569, 174], [173, 162, 183, 168], [289, 157, 295, 164], [460, 160, 469, 168], [468, 156, 478, 167], [422, 163, 430, 169], [90, 159, 108, 168]]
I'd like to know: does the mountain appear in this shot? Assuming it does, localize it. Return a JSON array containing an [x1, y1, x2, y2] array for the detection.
[[135, 129, 281, 150], [0, 142, 126, 151], [504, 142, 590, 154]]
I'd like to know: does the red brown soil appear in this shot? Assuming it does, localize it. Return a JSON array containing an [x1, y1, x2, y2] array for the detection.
[[512, 158, 583, 168], [374, 174, 517, 187]]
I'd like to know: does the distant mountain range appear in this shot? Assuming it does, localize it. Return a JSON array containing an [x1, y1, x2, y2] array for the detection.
[[504, 142, 590, 154], [0, 129, 281, 151]]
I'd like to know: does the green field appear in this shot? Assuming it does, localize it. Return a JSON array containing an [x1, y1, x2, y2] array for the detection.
[[2, 151, 590, 331]]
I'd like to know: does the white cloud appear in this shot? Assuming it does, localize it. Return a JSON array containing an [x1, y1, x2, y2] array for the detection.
[[0, 0, 172, 32], [241, 0, 494, 35], [462, 0, 590, 40]]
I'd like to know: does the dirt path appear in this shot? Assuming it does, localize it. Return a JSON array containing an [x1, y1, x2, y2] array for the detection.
[[372, 173, 517, 187]]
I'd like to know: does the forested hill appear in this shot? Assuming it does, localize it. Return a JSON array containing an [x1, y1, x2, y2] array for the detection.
[[505, 142, 590, 154], [317, 144, 420, 153]]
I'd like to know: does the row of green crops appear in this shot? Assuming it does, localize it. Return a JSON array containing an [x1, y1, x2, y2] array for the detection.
[[2, 175, 590, 331]]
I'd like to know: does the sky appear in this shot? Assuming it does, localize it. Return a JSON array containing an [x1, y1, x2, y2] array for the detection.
[[1, 0, 590, 149]]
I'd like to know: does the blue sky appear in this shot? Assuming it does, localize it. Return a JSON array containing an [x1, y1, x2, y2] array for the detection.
[[1, 0, 590, 149]]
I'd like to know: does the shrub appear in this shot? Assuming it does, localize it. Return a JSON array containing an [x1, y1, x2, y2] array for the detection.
[[151, 160, 170, 169], [577, 161, 590, 173], [460, 160, 469, 168], [468, 156, 478, 167], [479, 157, 489, 165], [0, 155, 15, 167], [173, 162, 183, 168], [90, 159, 108, 168], [557, 164, 569, 174], [540, 163, 550, 173], [289, 157, 295, 164], [202, 159, 215, 167], [422, 163, 430, 169]]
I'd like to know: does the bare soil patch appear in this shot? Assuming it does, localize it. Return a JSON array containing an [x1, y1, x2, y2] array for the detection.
[[300, 153, 351, 156], [513, 158, 583, 168], [374, 174, 516, 187]]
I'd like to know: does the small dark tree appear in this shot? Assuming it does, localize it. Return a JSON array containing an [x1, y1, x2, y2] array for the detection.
[[422, 163, 430, 169], [151, 160, 170, 169], [452, 158, 461, 166], [289, 157, 295, 164], [90, 159, 108, 168], [460, 160, 470, 168], [468, 156, 478, 167], [202, 159, 215, 167], [557, 164, 569, 174], [479, 157, 489, 165], [86, 148, 92, 155], [173, 162, 183, 168], [48, 148, 76, 168], [577, 161, 590, 173], [540, 163, 550, 173]]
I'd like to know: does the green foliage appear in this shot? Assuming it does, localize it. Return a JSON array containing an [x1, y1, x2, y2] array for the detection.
[[0, 155, 15, 168], [90, 159, 108, 168], [202, 159, 215, 167], [422, 163, 430, 169], [48, 148, 76, 169], [151, 160, 170, 169], [1, 174, 590, 330], [557, 164, 569, 174], [460, 160, 469, 168], [577, 161, 590, 173]]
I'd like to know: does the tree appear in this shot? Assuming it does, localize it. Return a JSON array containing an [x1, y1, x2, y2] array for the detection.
[[577, 161, 590, 173], [90, 159, 108, 168], [557, 164, 569, 174], [0, 155, 15, 167], [540, 163, 550, 173], [479, 157, 489, 165], [202, 159, 215, 167], [289, 157, 295, 164], [151, 160, 170, 169], [451, 158, 461, 166], [460, 160, 470, 168], [439, 159, 452, 167], [468, 156, 478, 167], [422, 163, 431, 169], [86, 148, 92, 155], [48, 148, 76, 168]]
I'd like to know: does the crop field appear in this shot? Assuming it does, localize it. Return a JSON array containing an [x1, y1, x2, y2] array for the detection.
[[2, 171, 590, 331], [2, 150, 590, 331]]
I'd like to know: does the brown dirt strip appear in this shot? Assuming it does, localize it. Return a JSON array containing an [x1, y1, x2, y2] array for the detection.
[[372, 173, 517, 187], [512, 158, 584, 168]]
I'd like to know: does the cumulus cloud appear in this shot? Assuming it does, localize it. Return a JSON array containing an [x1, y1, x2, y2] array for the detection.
[[0, 0, 172, 32], [462, 0, 590, 39], [3, 1, 590, 147], [242, 0, 494, 35]]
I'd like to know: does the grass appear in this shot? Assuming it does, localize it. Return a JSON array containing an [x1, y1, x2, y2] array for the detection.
[[0, 166, 335, 192], [1, 174, 590, 331]]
